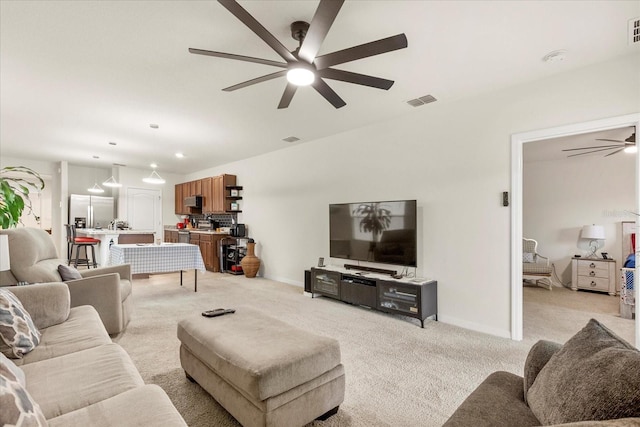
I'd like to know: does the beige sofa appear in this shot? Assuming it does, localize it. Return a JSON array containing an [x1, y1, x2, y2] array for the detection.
[[443, 319, 640, 426], [4, 282, 186, 426], [0, 228, 131, 335]]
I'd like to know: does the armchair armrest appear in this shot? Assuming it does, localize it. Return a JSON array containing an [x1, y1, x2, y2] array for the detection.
[[7, 282, 70, 329], [80, 264, 131, 281], [535, 254, 550, 266], [65, 273, 123, 335], [523, 339, 562, 402]]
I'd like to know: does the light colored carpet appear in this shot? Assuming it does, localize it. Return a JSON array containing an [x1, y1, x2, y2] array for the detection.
[[112, 273, 635, 427]]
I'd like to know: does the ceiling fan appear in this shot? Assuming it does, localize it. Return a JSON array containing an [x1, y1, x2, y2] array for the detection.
[[562, 132, 637, 158], [189, 0, 408, 109]]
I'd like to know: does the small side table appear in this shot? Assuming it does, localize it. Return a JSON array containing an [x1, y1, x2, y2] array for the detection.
[[571, 257, 616, 296]]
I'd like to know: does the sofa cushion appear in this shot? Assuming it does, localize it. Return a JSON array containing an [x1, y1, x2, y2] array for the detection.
[[1, 228, 63, 283], [0, 288, 42, 358], [0, 358, 47, 427], [22, 343, 144, 419], [57, 264, 82, 281], [527, 318, 640, 424], [14, 305, 111, 366], [47, 385, 187, 427], [442, 371, 540, 427]]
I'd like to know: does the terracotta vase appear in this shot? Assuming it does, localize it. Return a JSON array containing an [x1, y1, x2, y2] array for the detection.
[[241, 242, 261, 278]]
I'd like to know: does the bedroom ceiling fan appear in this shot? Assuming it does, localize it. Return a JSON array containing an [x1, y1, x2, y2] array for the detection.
[[189, 0, 408, 109], [562, 132, 637, 158]]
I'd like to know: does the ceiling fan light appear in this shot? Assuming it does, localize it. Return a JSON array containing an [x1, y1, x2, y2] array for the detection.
[[287, 68, 315, 86], [624, 146, 637, 154]]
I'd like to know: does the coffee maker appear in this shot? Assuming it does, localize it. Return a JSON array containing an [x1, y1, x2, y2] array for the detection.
[[230, 224, 246, 237]]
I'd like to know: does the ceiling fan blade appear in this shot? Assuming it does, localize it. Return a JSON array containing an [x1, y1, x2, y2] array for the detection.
[[596, 138, 626, 143], [314, 33, 408, 70], [561, 144, 624, 152], [188, 48, 287, 68], [312, 79, 346, 108], [298, 0, 345, 63], [604, 148, 625, 157], [319, 68, 394, 90], [567, 147, 624, 157], [217, 0, 297, 63], [277, 83, 298, 109], [222, 70, 287, 91]]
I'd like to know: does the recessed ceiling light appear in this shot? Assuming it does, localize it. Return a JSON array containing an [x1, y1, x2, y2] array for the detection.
[[150, 124, 159, 129], [108, 141, 117, 146], [542, 50, 567, 63], [175, 152, 184, 158], [282, 136, 300, 143], [150, 163, 158, 168]]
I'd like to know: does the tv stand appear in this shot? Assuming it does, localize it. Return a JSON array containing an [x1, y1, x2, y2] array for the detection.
[[310, 266, 437, 328], [343, 264, 397, 276]]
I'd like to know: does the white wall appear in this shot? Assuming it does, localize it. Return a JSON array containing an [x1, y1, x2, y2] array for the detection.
[[185, 53, 640, 338], [524, 153, 636, 286]]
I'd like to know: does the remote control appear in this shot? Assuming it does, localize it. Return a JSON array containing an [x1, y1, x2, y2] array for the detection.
[[202, 308, 236, 318]]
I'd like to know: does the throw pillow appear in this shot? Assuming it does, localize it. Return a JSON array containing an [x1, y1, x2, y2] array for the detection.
[[527, 318, 640, 424], [0, 360, 47, 426], [523, 252, 535, 263], [57, 264, 82, 281], [0, 288, 42, 358], [0, 352, 26, 387]]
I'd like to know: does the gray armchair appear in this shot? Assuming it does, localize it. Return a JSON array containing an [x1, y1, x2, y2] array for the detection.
[[0, 228, 131, 335]]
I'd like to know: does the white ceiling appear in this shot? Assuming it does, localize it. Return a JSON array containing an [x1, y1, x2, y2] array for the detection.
[[1, 1, 639, 174]]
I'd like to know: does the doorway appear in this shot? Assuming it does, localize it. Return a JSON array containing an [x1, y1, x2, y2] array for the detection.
[[511, 113, 640, 347], [127, 187, 163, 241]]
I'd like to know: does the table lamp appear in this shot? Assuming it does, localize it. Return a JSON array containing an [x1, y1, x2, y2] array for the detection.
[[0, 234, 10, 272], [581, 224, 605, 259]]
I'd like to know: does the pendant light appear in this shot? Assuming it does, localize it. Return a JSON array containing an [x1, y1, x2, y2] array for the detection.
[[102, 176, 122, 188], [142, 170, 165, 184], [87, 182, 105, 193]]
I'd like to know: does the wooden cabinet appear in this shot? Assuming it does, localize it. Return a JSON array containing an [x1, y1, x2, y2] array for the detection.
[[164, 229, 178, 243], [571, 258, 616, 295], [175, 175, 236, 214], [190, 232, 226, 272], [202, 177, 213, 213], [175, 184, 184, 215]]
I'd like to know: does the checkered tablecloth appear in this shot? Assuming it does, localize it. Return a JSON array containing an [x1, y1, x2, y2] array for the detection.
[[109, 243, 205, 274]]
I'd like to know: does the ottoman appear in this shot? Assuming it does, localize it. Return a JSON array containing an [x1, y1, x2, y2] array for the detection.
[[177, 307, 345, 427]]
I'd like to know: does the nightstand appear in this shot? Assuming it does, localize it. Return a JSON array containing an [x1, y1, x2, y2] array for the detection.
[[571, 258, 616, 296]]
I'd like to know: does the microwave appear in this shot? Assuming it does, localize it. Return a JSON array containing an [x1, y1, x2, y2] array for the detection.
[[184, 196, 202, 208]]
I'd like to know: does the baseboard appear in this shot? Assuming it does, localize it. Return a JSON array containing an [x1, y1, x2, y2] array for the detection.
[[437, 315, 512, 339]]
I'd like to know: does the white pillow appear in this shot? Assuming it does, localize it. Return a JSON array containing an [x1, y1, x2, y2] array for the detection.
[[523, 252, 535, 263]]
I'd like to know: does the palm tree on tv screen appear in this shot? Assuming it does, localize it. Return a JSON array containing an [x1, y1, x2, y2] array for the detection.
[[353, 202, 391, 260]]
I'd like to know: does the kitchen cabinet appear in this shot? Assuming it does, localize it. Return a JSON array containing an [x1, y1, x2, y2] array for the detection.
[[190, 232, 226, 272], [202, 177, 213, 213], [176, 175, 236, 215], [164, 229, 178, 243]]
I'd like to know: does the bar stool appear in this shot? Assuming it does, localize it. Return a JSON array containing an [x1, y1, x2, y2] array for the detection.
[[65, 224, 99, 268]]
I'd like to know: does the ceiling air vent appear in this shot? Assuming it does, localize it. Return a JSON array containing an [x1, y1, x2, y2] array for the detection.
[[282, 136, 300, 143], [630, 17, 640, 45], [406, 94, 437, 107]]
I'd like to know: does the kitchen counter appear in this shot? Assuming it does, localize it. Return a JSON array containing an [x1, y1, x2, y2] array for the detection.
[[76, 229, 156, 266], [164, 228, 229, 235]]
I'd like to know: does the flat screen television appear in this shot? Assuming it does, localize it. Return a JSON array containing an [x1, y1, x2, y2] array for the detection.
[[329, 200, 417, 267]]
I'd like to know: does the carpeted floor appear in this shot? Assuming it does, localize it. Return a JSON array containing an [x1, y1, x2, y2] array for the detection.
[[112, 273, 635, 427]]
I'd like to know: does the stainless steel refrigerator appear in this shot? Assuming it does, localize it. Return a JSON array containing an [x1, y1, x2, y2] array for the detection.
[[69, 194, 115, 229]]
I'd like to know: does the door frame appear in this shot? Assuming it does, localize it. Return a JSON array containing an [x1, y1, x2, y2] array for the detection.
[[126, 187, 163, 241], [511, 113, 640, 346]]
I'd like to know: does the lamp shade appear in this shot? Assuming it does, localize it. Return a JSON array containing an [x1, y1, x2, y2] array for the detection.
[[581, 225, 605, 240], [0, 234, 10, 272]]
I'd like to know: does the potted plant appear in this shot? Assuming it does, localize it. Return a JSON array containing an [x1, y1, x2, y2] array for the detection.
[[0, 166, 45, 229]]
